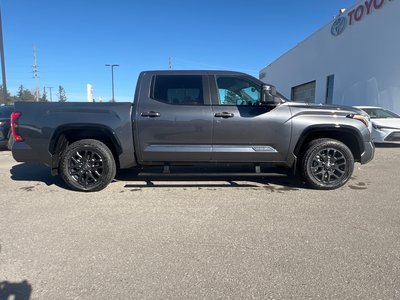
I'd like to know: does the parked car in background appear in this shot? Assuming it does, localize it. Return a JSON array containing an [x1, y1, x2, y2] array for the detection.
[[0, 104, 14, 150], [355, 106, 400, 143]]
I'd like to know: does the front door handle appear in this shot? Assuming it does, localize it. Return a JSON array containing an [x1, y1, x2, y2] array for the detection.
[[141, 111, 161, 118], [214, 112, 234, 118]]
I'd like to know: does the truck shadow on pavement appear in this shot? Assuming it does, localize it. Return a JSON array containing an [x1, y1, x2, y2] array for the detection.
[[10, 163, 305, 191], [10, 163, 67, 189], [0, 280, 32, 300]]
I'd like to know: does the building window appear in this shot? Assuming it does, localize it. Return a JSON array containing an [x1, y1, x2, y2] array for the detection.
[[325, 75, 335, 104], [152, 75, 204, 105], [291, 81, 316, 103]]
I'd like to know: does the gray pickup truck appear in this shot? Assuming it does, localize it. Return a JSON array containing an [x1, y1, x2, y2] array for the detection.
[[11, 70, 374, 192]]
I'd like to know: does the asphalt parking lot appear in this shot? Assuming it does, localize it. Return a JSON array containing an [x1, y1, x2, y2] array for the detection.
[[0, 146, 399, 299]]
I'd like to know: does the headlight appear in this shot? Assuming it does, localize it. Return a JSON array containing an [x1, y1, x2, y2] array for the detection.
[[347, 114, 370, 127]]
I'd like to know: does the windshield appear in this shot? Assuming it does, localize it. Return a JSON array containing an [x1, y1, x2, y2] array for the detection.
[[362, 108, 400, 119]]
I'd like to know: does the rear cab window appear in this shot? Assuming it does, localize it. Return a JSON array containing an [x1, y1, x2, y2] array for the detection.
[[152, 75, 204, 105]]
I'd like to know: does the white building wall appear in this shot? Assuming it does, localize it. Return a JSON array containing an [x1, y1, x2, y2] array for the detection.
[[260, 0, 400, 113]]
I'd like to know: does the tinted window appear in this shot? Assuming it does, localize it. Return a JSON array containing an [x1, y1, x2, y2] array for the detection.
[[0, 106, 14, 118], [216, 76, 261, 106], [152, 75, 203, 105]]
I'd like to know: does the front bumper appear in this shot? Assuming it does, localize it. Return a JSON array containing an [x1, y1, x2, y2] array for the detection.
[[360, 141, 375, 164], [384, 131, 400, 143], [372, 128, 400, 143]]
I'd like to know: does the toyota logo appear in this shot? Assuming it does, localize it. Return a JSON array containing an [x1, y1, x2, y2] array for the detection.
[[331, 16, 347, 36]]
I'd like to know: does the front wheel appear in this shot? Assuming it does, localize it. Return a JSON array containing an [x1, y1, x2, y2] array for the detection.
[[60, 139, 116, 192], [301, 138, 354, 190]]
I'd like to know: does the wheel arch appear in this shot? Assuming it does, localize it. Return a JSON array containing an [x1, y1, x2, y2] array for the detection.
[[49, 124, 122, 173], [294, 125, 364, 163]]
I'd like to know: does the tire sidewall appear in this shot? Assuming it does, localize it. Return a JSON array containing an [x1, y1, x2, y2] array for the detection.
[[60, 139, 116, 192], [302, 139, 354, 190]]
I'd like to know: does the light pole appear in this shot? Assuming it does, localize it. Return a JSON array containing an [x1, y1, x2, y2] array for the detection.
[[47, 86, 54, 102], [105, 64, 119, 102], [0, 6, 8, 104]]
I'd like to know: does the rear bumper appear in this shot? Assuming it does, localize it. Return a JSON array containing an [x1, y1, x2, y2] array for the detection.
[[360, 141, 375, 164], [12, 141, 50, 164], [12, 141, 32, 162]]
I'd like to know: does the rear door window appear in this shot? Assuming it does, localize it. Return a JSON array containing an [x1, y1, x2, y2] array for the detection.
[[152, 75, 204, 105]]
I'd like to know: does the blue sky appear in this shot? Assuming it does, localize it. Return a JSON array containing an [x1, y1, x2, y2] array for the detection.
[[1, 0, 355, 102]]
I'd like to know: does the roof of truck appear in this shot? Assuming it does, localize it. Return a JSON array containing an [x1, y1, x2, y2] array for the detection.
[[141, 70, 256, 77]]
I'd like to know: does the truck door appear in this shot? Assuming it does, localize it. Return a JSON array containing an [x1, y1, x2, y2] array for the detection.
[[135, 73, 213, 163], [209, 74, 291, 162]]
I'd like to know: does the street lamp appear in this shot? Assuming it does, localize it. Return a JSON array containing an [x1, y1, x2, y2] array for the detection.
[[46, 86, 54, 102], [0, 6, 8, 104], [105, 64, 119, 102]]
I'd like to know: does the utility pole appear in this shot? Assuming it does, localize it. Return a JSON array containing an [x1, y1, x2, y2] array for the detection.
[[169, 57, 172, 69], [105, 64, 119, 102], [0, 6, 8, 103], [42, 86, 46, 101], [47, 86, 53, 102], [32, 45, 39, 102]]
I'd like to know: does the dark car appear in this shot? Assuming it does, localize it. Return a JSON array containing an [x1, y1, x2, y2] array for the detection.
[[0, 104, 15, 150]]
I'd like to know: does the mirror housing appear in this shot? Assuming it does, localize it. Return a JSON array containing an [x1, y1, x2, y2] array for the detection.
[[261, 84, 280, 105]]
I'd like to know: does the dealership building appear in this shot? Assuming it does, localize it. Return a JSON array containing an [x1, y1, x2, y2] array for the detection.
[[260, 0, 400, 113]]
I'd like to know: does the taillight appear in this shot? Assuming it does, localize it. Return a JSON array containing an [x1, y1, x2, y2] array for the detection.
[[11, 112, 23, 141]]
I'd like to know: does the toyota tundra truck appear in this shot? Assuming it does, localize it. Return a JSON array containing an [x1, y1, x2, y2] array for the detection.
[[11, 70, 374, 192]]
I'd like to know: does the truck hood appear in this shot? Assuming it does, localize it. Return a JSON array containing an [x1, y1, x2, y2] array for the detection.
[[284, 102, 363, 115]]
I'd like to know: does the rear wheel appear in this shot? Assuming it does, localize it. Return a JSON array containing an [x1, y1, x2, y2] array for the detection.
[[60, 139, 116, 192], [301, 138, 354, 190]]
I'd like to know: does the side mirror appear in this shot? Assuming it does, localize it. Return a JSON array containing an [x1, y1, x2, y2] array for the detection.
[[261, 84, 280, 104]]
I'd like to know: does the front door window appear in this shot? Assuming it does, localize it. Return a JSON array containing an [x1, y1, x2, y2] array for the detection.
[[216, 76, 261, 106]]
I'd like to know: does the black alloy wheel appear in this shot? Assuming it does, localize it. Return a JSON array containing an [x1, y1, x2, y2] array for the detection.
[[68, 149, 104, 189], [60, 139, 116, 192], [310, 147, 347, 185], [301, 138, 354, 190]]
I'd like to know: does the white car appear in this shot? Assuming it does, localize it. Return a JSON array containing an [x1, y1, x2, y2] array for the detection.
[[356, 106, 400, 143]]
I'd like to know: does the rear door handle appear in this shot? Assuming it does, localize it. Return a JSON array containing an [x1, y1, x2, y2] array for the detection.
[[214, 112, 234, 118], [141, 111, 161, 118]]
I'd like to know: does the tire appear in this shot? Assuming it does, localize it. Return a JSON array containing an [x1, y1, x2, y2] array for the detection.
[[7, 133, 14, 151], [59, 139, 116, 192], [301, 138, 354, 190]]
